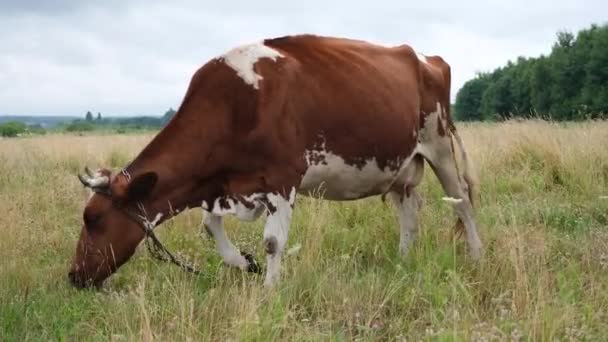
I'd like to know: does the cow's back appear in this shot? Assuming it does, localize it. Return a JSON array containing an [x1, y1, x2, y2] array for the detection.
[[230, 35, 426, 199], [261, 35, 423, 153]]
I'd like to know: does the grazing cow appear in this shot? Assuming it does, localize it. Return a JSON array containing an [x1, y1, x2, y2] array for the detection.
[[69, 34, 481, 289]]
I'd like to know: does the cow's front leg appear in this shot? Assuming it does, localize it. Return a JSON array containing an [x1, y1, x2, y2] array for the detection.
[[262, 187, 296, 288], [202, 213, 260, 273]]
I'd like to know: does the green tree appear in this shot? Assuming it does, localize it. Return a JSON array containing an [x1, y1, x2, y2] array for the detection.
[[582, 25, 608, 116], [66, 121, 94, 132], [481, 66, 515, 119], [97, 112, 102, 121], [455, 23, 608, 121], [547, 30, 581, 119], [85, 111, 93, 122], [530, 56, 552, 116], [509, 57, 534, 115], [454, 74, 489, 121], [0, 121, 27, 137]]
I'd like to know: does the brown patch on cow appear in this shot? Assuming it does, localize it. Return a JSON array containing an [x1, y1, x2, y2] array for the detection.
[[263, 196, 277, 214], [306, 135, 329, 166], [266, 36, 420, 176], [308, 150, 327, 166], [386, 157, 404, 172], [264, 236, 278, 255], [346, 156, 368, 170], [419, 111, 427, 130], [437, 115, 446, 137], [234, 194, 256, 210], [218, 197, 231, 210], [405, 184, 413, 198], [418, 55, 452, 139], [241, 252, 261, 273]]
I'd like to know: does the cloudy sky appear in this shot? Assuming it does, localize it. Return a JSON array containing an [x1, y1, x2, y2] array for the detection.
[[1, 0, 606, 116]]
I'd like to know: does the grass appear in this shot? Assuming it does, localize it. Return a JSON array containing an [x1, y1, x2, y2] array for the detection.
[[1, 120, 607, 341]]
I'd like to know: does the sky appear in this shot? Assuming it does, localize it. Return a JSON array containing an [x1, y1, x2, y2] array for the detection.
[[1, 0, 606, 117]]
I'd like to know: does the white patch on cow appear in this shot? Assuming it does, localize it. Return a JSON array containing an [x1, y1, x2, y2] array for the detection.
[[416, 52, 428, 64], [150, 213, 163, 226], [299, 141, 414, 200], [220, 42, 284, 89], [417, 103, 446, 152], [203, 213, 248, 269], [209, 197, 238, 216], [287, 186, 296, 206], [207, 193, 265, 222], [263, 187, 295, 287]]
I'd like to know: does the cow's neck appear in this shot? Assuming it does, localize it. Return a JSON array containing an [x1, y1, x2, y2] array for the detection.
[[123, 110, 226, 217]]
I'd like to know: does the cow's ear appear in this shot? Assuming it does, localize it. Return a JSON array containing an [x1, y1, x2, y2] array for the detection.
[[126, 172, 158, 201]]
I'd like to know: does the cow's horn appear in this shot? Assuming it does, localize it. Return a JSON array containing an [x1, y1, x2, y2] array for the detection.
[[78, 172, 91, 187], [84, 166, 94, 177], [78, 166, 110, 189]]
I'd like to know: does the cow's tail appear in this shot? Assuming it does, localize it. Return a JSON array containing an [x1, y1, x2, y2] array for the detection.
[[448, 124, 478, 237]]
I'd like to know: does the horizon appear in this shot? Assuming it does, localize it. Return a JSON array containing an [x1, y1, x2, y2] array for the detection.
[[1, 1, 607, 117], [0, 113, 168, 118]]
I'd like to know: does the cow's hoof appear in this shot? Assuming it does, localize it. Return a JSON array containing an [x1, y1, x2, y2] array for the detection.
[[241, 252, 261, 274]]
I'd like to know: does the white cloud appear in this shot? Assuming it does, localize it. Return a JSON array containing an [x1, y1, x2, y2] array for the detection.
[[1, 0, 606, 116]]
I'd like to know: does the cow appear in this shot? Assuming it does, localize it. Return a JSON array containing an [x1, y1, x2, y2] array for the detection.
[[69, 34, 482, 289]]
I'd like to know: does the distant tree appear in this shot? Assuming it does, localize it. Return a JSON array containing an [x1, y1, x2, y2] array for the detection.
[[85, 111, 93, 122], [556, 30, 575, 49], [480, 67, 514, 119], [0, 121, 27, 137], [581, 24, 608, 116], [116, 116, 164, 128], [27, 124, 46, 135], [530, 56, 553, 115], [509, 57, 534, 115], [66, 121, 95, 132], [97, 112, 102, 121], [454, 74, 489, 121]]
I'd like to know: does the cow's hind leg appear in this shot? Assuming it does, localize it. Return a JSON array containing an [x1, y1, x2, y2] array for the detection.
[[389, 190, 422, 257], [419, 130, 482, 259], [262, 188, 296, 288], [389, 155, 424, 257], [202, 213, 260, 273]]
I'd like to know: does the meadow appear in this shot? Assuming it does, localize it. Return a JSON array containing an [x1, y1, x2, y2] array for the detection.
[[1, 120, 607, 341]]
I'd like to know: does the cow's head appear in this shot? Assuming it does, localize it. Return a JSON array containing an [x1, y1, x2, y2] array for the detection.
[[68, 167, 158, 288]]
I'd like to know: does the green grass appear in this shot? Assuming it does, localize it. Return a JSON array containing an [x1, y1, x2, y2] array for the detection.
[[1, 120, 607, 340]]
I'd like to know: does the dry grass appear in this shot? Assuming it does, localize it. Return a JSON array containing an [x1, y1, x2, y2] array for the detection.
[[1, 120, 607, 341]]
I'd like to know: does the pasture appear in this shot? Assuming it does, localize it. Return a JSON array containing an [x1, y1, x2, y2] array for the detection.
[[1, 120, 607, 340]]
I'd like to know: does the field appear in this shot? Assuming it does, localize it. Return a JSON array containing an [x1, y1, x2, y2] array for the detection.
[[1, 120, 607, 341]]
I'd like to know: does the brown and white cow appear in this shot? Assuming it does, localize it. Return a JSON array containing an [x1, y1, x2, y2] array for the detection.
[[69, 34, 482, 289]]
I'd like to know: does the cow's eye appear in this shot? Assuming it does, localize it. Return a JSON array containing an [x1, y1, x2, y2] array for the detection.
[[83, 211, 101, 228]]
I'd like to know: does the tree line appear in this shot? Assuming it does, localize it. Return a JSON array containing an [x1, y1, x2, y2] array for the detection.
[[1, 108, 177, 137], [455, 23, 608, 121], [65, 108, 177, 132]]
